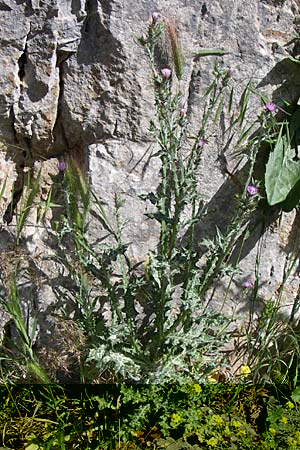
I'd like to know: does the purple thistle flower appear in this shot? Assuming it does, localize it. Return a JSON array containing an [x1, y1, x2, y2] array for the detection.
[[265, 102, 277, 113], [180, 108, 186, 117], [152, 12, 159, 24], [161, 68, 172, 80], [57, 161, 67, 172], [247, 185, 259, 196], [242, 280, 253, 289], [197, 139, 206, 148]]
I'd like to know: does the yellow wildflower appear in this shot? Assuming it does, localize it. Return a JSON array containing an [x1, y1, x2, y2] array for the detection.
[[286, 401, 295, 409], [238, 430, 246, 437], [211, 414, 224, 426], [269, 427, 276, 434], [287, 437, 297, 448], [231, 420, 241, 428], [239, 365, 251, 376], [280, 416, 288, 425], [294, 431, 300, 443], [207, 375, 218, 383], [192, 384, 202, 394], [171, 413, 182, 425], [206, 437, 218, 447]]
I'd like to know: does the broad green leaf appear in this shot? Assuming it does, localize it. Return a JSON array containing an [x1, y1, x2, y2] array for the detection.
[[265, 129, 300, 206]]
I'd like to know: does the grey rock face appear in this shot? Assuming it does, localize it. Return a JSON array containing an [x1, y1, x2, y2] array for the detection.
[[1, 0, 299, 153], [0, 0, 300, 376]]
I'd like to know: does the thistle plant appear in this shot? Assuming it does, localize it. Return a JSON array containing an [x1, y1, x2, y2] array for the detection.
[[67, 16, 265, 382]]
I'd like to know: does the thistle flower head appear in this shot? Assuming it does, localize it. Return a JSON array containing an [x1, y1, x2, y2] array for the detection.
[[180, 108, 186, 117], [57, 161, 67, 172], [242, 280, 253, 289], [151, 12, 159, 24], [265, 102, 277, 113], [247, 185, 259, 196], [161, 68, 172, 80], [197, 139, 206, 148]]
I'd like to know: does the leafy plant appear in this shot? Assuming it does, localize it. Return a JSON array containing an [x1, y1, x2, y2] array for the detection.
[[0, 274, 50, 383], [70, 17, 263, 383], [263, 55, 300, 210], [44, 14, 275, 384]]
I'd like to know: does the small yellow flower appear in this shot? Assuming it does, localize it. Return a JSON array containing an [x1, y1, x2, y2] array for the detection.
[[295, 431, 300, 443], [239, 365, 251, 376], [238, 430, 246, 437], [207, 375, 218, 383], [171, 413, 182, 425], [286, 401, 295, 410], [192, 384, 202, 394], [287, 437, 297, 448], [231, 420, 241, 428], [211, 414, 224, 426], [280, 416, 288, 425], [269, 427, 276, 434], [206, 437, 218, 447]]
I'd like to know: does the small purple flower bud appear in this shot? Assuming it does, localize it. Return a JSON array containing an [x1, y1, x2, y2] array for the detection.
[[242, 280, 253, 289], [265, 102, 277, 113], [247, 185, 259, 196], [197, 139, 206, 148], [57, 161, 67, 172], [161, 68, 172, 80], [152, 12, 159, 24]]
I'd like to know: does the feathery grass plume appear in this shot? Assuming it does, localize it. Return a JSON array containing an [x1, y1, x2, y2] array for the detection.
[[165, 17, 184, 81]]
